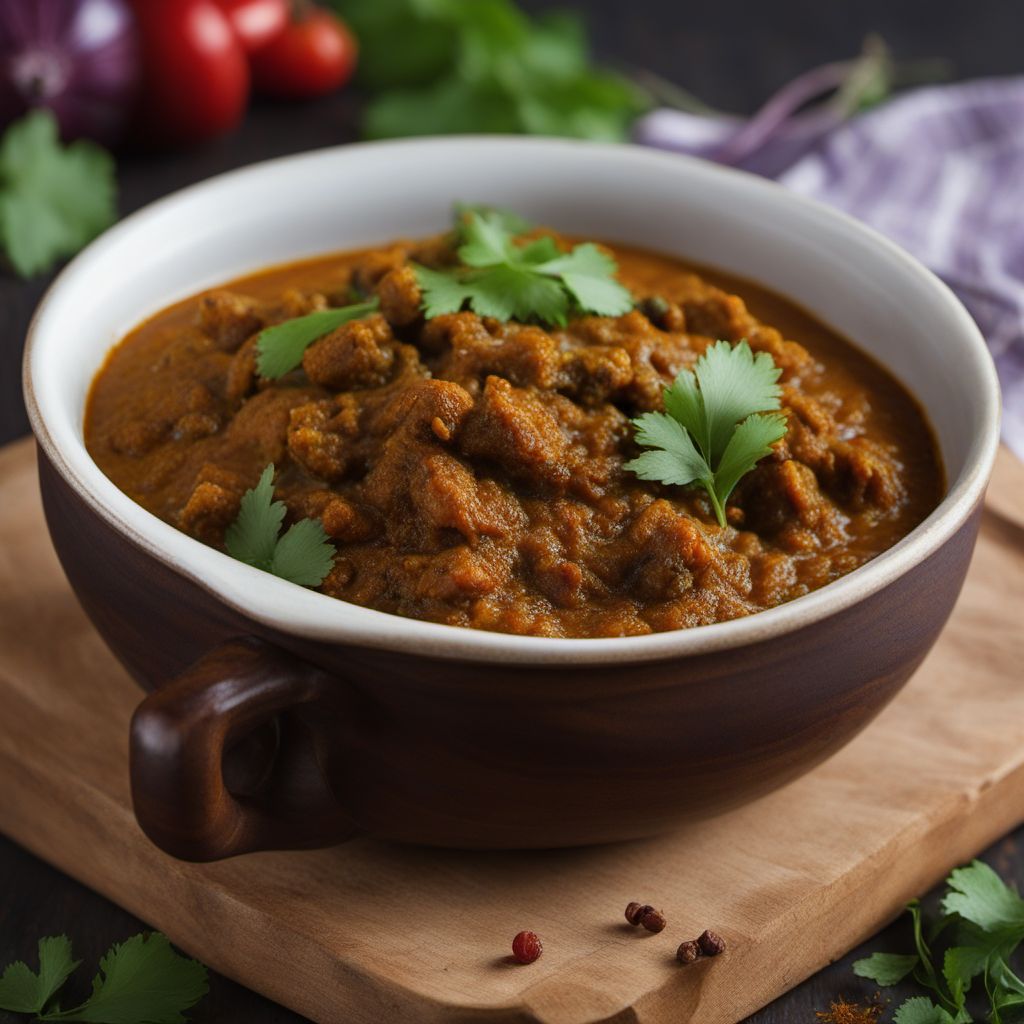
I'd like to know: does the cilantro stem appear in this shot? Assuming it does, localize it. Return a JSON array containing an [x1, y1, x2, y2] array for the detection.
[[703, 478, 727, 528]]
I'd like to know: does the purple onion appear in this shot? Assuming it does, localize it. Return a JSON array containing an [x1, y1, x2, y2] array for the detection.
[[0, 0, 140, 145], [634, 41, 893, 179]]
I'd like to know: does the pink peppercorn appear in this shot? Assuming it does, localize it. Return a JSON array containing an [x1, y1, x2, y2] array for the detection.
[[511, 930, 543, 964]]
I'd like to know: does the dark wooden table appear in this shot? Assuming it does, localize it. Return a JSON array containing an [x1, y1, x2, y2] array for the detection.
[[2, 2, 1020, 1020]]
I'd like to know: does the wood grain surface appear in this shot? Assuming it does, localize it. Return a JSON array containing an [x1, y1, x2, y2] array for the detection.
[[1, 436, 1022, 1023]]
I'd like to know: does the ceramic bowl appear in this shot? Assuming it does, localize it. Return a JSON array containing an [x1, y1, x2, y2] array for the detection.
[[24, 138, 1000, 860]]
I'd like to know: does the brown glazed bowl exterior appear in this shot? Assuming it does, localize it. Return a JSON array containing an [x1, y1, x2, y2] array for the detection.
[[24, 139, 1001, 860], [38, 451, 984, 859]]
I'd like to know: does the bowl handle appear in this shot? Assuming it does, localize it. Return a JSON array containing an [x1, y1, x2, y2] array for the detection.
[[129, 637, 359, 861]]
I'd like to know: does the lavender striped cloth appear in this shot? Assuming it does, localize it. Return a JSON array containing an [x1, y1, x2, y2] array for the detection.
[[635, 78, 1024, 458]]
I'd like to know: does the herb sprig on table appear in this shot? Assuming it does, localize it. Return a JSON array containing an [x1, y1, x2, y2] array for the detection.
[[0, 110, 117, 279], [413, 208, 634, 325], [626, 340, 788, 528], [225, 464, 335, 586], [0, 931, 208, 1023], [852, 860, 1024, 1023]]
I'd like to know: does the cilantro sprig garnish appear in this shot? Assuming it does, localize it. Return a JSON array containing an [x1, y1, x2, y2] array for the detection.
[[413, 208, 634, 326], [225, 465, 335, 587], [255, 298, 381, 379], [0, 931, 208, 1023], [251, 206, 633, 372], [626, 340, 787, 528], [853, 860, 1024, 1023], [0, 110, 117, 278]]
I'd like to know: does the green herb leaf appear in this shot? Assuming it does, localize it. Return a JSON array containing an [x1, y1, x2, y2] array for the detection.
[[0, 109, 117, 278], [43, 933, 207, 1024], [0, 936, 79, 1014], [255, 299, 381, 379], [457, 208, 519, 266], [846, 862, 1024, 1024], [942, 860, 1024, 933], [892, 996, 958, 1024], [224, 465, 283, 570], [413, 264, 480, 320], [943, 945, 989, 1005], [461, 264, 569, 324], [714, 412, 789, 507], [415, 209, 632, 326], [852, 951, 920, 987], [531, 242, 634, 317], [626, 340, 787, 528], [692, 337, 784, 462], [454, 202, 532, 236], [627, 412, 710, 488], [225, 465, 334, 587], [346, 0, 650, 142], [1, 932, 209, 1024], [270, 519, 337, 588]]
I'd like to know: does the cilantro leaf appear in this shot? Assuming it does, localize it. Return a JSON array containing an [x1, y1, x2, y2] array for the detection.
[[0, 110, 116, 278], [255, 298, 381, 379], [1, 932, 209, 1024], [853, 951, 920, 987], [517, 236, 562, 265], [846, 863, 1024, 1024], [942, 860, 1024, 932], [943, 945, 989, 1005], [465, 264, 569, 324], [413, 264, 479, 320], [714, 411, 789, 506], [224, 465, 283, 570], [270, 519, 337, 588], [662, 368, 705, 445], [457, 209, 519, 266], [532, 242, 634, 317], [45, 933, 207, 1024], [693, 338, 784, 462], [0, 936, 78, 1015], [627, 412, 710, 488], [348, 0, 650, 142], [626, 340, 787, 527], [892, 996, 958, 1024], [225, 464, 335, 588], [454, 202, 532, 236], [414, 209, 632, 326]]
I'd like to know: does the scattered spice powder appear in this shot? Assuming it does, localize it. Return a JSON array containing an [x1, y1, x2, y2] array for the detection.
[[815, 997, 884, 1024]]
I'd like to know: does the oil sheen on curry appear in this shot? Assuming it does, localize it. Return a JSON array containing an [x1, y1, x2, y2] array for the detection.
[[85, 226, 943, 638]]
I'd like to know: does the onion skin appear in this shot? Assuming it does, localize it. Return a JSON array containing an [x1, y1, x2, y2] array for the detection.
[[0, 0, 140, 145]]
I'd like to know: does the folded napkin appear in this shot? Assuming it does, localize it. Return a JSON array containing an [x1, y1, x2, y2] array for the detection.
[[635, 78, 1024, 459]]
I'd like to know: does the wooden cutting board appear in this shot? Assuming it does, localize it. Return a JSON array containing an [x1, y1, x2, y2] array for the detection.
[[2, 435, 1024, 1024]]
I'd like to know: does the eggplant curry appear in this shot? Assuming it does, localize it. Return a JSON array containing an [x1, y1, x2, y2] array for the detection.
[[85, 210, 943, 638]]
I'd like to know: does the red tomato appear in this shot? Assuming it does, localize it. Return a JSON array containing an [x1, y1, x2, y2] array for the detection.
[[128, 0, 250, 147], [214, 0, 290, 55], [250, 7, 358, 100]]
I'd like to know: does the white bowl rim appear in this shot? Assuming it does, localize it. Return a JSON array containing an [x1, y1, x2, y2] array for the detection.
[[24, 135, 1001, 666]]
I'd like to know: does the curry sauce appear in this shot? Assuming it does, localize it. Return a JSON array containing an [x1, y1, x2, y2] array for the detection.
[[85, 234, 943, 637]]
